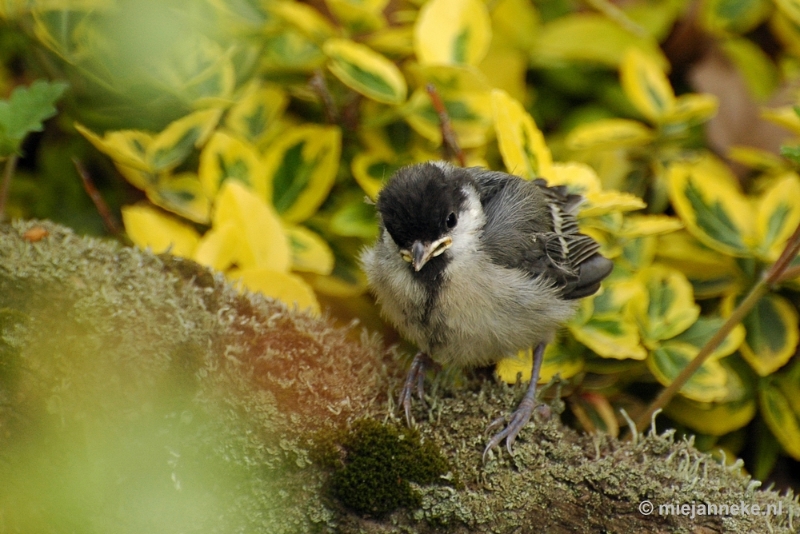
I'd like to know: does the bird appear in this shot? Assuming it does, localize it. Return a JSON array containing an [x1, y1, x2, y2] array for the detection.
[[360, 161, 613, 459]]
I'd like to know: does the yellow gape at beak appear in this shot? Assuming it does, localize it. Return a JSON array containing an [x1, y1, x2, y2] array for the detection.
[[403, 236, 452, 272]]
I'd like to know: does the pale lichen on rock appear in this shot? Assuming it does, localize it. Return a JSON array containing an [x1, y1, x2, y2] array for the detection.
[[1, 220, 798, 534]]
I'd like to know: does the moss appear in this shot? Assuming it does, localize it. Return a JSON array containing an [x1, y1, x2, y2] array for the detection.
[[328, 419, 455, 517]]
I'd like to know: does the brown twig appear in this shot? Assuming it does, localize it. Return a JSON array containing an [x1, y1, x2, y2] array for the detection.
[[309, 70, 339, 124], [426, 83, 465, 167], [632, 220, 800, 435], [0, 154, 19, 221], [73, 158, 120, 235]]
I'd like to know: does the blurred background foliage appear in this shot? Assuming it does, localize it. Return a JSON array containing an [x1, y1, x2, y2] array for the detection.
[[2, 0, 800, 490]]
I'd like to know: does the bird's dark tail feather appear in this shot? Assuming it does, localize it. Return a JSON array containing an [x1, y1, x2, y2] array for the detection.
[[563, 253, 613, 300]]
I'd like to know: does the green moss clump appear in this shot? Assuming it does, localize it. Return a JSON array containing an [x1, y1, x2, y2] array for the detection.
[[328, 419, 454, 518]]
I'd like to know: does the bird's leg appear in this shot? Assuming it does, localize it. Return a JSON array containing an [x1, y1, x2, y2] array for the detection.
[[399, 351, 434, 425], [483, 342, 546, 460]]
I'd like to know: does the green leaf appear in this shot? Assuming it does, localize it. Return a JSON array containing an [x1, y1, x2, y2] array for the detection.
[[754, 173, 800, 261], [667, 161, 754, 256], [414, 0, 491, 66], [566, 118, 654, 151], [648, 341, 729, 402], [671, 317, 745, 360], [701, 0, 771, 36], [329, 197, 379, 239], [491, 89, 551, 179], [263, 125, 342, 223], [532, 14, 668, 69], [738, 293, 799, 376], [760, 383, 800, 459], [663, 355, 756, 435], [324, 38, 407, 105], [620, 48, 675, 123], [0, 80, 68, 157], [146, 172, 211, 225], [632, 265, 700, 348]]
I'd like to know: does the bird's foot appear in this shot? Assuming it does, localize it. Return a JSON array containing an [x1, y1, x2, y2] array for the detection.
[[482, 342, 547, 461], [483, 396, 538, 461], [399, 351, 434, 425]]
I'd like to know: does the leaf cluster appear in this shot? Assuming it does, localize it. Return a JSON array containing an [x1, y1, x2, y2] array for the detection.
[[3, 0, 800, 481]]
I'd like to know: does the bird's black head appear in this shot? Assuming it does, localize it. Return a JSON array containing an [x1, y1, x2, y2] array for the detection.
[[376, 162, 474, 252]]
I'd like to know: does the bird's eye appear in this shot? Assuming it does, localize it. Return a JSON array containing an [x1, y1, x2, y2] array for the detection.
[[446, 212, 457, 228]]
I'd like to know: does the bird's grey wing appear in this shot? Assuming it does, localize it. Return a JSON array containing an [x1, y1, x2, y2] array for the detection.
[[469, 169, 613, 299]]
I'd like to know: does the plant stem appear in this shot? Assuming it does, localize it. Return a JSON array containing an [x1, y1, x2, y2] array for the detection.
[[0, 154, 19, 222], [632, 220, 800, 435], [73, 158, 120, 235], [426, 83, 466, 167]]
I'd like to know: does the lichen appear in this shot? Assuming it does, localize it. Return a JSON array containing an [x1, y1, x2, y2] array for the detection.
[[2, 219, 799, 534]]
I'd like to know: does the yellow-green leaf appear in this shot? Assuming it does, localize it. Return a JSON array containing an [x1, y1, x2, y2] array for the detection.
[[761, 105, 800, 135], [330, 196, 380, 239], [760, 383, 800, 459], [199, 131, 268, 200], [580, 190, 647, 218], [146, 172, 211, 224], [121, 204, 200, 258], [364, 25, 415, 57], [230, 267, 320, 316], [620, 47, 675, 123], [664, 394, 756, 436], [269, 1, 337, 41], [285, 225, 334, 275], [491, 89, 552, 179], [633, 264, 700, 347], [147, 109, 222, 172], [213, 180, 291, 272], [754, 173, 800, 261], [566, 118, 655, 151], [571, 315, 647, 360], [324, 38, 407, 105], [728, 145, 788, 172], [701, 0, 772, 36], [351, 150, 405, 200], [225, 83, 287, 145], [617, 215, 683, 237], [414, 0, 491, 66], [647, 341, 729, 402], [655, 231, 742, 298], [307, 254, 368, 297], [771, 10, 800, 58], [326, 0, 388, 33], [533, 14, 668, 69], [667, 162, 754, 256], [661, 93, 719, 125], [671, 317, 745, 360], [738, 293, 799, 376], [263, 125, 342, 223], [496, 343, 583, 384], [721, 38, 779, 101], [261, 30, 326, 72], [75, 123, 152, 172], [775, 0, 800, 28], [546, 162, 601, 195], [115, 164, 158, 191], [194, 221, 238, 272]]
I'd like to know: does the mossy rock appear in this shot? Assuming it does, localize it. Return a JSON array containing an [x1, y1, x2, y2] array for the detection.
[[1, 220, 798, 534]]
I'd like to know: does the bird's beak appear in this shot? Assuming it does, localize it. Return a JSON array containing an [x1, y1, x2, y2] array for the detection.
[[410, 237, 452, 272]]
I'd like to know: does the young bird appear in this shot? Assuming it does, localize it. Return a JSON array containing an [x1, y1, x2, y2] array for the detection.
[[361, 162, 613, 458]]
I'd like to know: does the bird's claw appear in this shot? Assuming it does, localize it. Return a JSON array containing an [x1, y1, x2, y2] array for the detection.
[[482, 397, 536, 461], [399, 352, 431, 425]]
